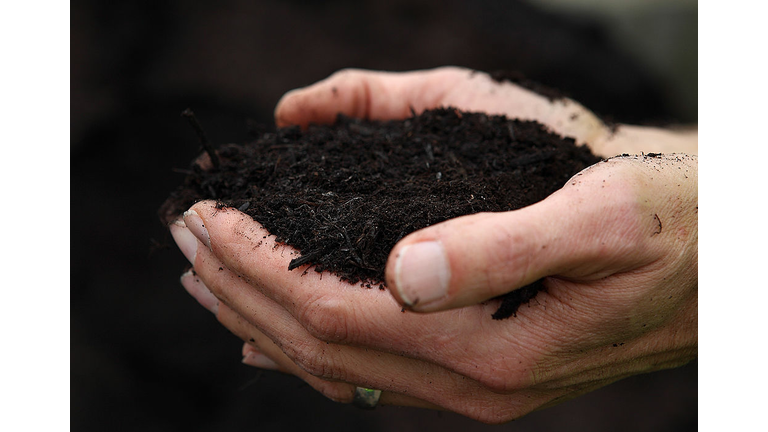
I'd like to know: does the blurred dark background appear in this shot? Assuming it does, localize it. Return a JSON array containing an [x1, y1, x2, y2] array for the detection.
[[71, 0, 697, 430]]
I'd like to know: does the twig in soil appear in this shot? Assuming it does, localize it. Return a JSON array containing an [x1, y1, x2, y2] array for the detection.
[[288, 250, 322, 271], [181, 108, 221, 170]]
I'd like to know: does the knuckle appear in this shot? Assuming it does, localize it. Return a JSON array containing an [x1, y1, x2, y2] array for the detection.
[[296, 294, 353, 344], [294, 356, 327, 380], [600, 195, 649, 252], [488, 219, 538, 287], [285, 341, 337, 379], [560, 163, 656, 266]]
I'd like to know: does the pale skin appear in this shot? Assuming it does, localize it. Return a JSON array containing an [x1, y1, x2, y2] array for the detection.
[[170, 67, 698, 424]]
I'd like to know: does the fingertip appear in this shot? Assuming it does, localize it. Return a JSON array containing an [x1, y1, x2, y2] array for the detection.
[[387, 241, 451, 312], [170, 222, 198, 264], [188, 199, 245, 224], [242, 351, 281, 371], [180, 270, 220, 315], [385, 240, 415, 307], [274, 87, 309, 128], [274, 68, 393, 129], [182, 209, 211, 250], [242, 342, 257, 357], [274, 72, 352, 128], [186, 199, 225, 239], [188, 199, 220, 215]]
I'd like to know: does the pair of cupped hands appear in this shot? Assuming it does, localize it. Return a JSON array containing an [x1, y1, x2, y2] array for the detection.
[[169, 67, 697, 424]]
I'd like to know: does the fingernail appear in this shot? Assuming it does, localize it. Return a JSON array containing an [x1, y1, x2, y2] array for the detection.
[[393, 241, 450, 308], [183, 209, 211, 250], [242, 352, 280, 370], [170, 222, 198, 264], [180, 270, 219, 315]]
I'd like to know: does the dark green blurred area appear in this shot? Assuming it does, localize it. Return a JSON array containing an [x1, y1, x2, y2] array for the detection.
[[71, 1, 696, 430]]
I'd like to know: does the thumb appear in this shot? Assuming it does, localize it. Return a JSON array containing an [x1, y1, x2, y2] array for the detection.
[[384, 162, 659, 312]]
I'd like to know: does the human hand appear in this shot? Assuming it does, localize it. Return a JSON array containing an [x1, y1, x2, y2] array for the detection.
[[274, 67, 697, 157], [170, 153, 697, 423], [169, 67, 698, 423]]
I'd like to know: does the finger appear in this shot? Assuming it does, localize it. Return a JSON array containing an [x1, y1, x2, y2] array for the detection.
[[190, 246, 565, 420], [211, 280, 556, 423], [177, 200, 575, 390], [179, 201, 406, 320], [274, 67, 471, 128], [235, 296, 643, 425], [238, 317, 442, 412], [237, 326, 441, 412], [244, 341, 438, 410], [217, 302, 359, 403], [208, 272, 477, 412], [175, 202, 486, 361], [176, 202, 631, 401], [384, 159, 663, 312], [243, 347, 439, 412], [191, 248, 478, 402], [179, 269, 219, 315]]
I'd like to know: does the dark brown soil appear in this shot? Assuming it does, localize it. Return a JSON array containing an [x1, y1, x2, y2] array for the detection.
[[161, 108, 602, 319]]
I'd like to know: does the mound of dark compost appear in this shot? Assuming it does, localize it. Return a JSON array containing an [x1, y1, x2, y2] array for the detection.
[[160, 108, 602, 319]]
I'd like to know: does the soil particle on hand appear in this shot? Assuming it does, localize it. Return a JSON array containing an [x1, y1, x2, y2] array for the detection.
[[161, 108, 602, 319]]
